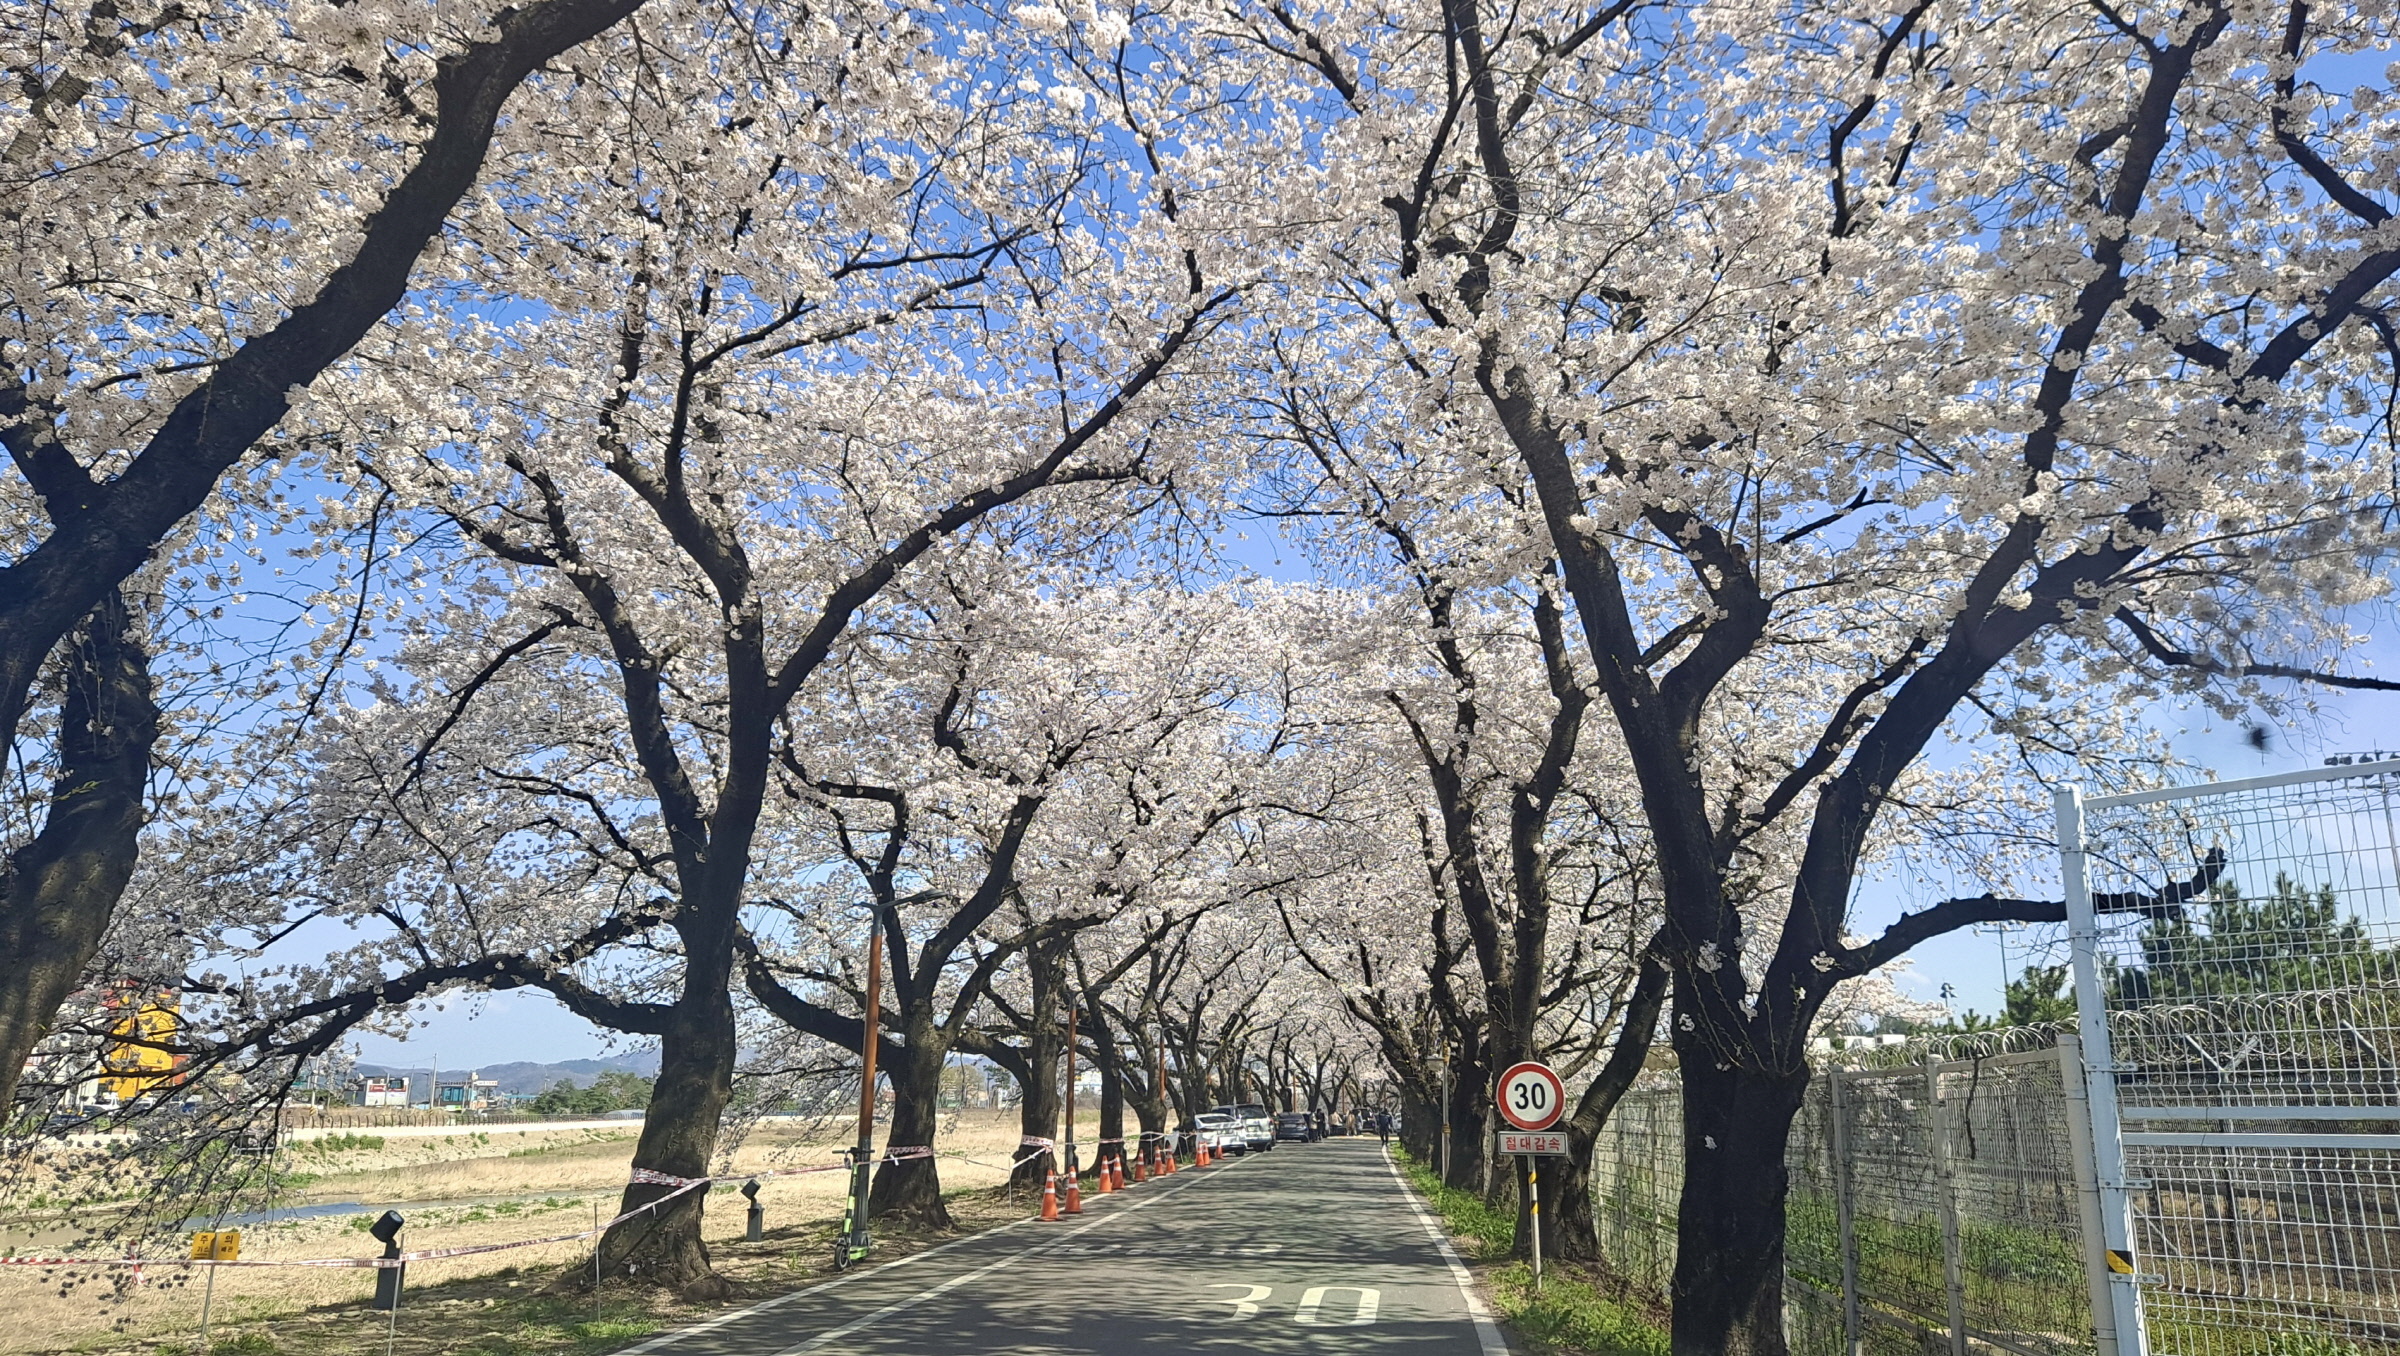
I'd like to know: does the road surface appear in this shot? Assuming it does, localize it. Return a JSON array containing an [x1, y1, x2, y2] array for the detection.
[[626, 1137, 1509, 1356]]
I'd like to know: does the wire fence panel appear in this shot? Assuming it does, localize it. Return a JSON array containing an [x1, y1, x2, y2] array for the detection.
[[1590, 1083, 1681, 1303], [2076, 759, 2400, 1356], [1589, 1039, 2097, 1356]]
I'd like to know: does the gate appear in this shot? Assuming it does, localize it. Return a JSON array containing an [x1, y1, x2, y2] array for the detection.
[[2061, 758, 2400, 1356]]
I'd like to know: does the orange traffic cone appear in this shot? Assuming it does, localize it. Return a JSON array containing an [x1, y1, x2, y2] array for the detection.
[[1064, 1172, 1084, 1215], [1096, 1157, 1116, 1194], [1131, 1153, 1146, 1184], [1197, 1142, 1212, 1167], [1040, 1173, 1061, 1221]]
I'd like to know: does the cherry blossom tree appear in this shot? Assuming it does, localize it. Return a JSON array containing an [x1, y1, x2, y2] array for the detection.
[[0, 0, 651, 1115], [738, 575, 1263, 1222], [1227, 0, 2400, 1346]]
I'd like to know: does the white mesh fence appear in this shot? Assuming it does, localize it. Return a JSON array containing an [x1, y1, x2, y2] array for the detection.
[[2075, 759, 2400, 1356]]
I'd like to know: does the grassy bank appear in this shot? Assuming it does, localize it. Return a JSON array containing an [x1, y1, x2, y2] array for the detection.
[[5, 1111, 1070, 1356], [1390, 1147, 1667, 1356], [38, 1183, 1030, 1356]]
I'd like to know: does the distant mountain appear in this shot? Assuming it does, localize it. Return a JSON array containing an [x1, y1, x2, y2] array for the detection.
[[354, 1051, 660, 1096]]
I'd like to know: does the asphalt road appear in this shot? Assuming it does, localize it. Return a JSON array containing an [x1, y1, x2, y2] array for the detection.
[[625, 1137, 1509, 1356]]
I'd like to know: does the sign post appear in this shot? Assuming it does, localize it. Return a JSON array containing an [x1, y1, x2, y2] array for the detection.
[[1496, 1062, 1566, 1293], [191, 1230, 238, 1346]]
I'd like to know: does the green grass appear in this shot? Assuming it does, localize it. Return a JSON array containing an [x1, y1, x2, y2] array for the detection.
[[456, 1297, 661, 1356], [1391, 1147, 1668, 1356], [1490, 1264, 1670, 1356]]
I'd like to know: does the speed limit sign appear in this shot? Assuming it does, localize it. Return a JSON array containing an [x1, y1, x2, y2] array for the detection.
[[1497, 1061, 1565, 1132]]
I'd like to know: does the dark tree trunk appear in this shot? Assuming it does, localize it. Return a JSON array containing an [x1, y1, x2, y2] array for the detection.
[[1544, 1128, 1600, 1262], [1548, 956, 1667, 1262], [1670, 1053, 1810, 1356], [1010, 1052, 1061, 1191], [1087, 1008, 1126, 1175], [870, 1026, 949, 1227], [1445, 1044, 1492, 1194], [0, 591, 157, 1115], [1400, 1086, 1438, 1161], [599, 982, 735, 1296]]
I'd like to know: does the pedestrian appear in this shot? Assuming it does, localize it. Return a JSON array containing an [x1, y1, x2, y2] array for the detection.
[[1377, 1109, 1391, 1143]]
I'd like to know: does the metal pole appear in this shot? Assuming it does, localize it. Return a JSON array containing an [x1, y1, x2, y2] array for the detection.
[[1927, 1056, 1969, 1356], [845, 908, 884, 1261], [2060, 1034, 2121, 1356], [1830, 1070, 1862, 1356], [2059, 786, 2150, 1356], [198, 1262, 217, 1348], [1064, 1002, 1078, 1181], [1440, 1060, 1451, 1182], [1526, 1154, 1542, 1293]]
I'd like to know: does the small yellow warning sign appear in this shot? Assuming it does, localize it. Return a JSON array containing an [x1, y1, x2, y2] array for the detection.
[[188, 1232, 213, 1260], [190, 1230, 239, 1261], [2106, 1248, 2135, 1275]]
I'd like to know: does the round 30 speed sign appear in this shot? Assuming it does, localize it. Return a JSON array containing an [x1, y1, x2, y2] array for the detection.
[[1497, 1061, 1565, 1132]]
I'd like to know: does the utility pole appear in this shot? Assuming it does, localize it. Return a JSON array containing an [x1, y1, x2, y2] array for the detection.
[[1063, 1000, 1079, 1182], [1438, 1054, 1451, 1182], [1154, 1039, 1168, 1168], [836, 903, 885, 1270]]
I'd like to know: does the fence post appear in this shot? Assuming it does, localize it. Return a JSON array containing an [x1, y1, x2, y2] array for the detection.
[[1926, 1057, 1970, 1356], [2060, 1034, 2120, 1356], [1829, 1069, 1862, 1356], [2058, 786, 2150, 1356]]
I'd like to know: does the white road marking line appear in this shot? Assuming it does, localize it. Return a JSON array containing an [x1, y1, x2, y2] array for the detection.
[[1381, 1144, 1513, 1356], [771, 1168, 1227, 1354], [616, 1217, 1030, 1356]]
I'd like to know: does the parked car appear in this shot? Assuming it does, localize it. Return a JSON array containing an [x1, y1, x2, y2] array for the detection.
[[1274, 1111, 1316, 1142], [1192, 1112, 1243, 1156], [1215, 1103, 1276, 1153]]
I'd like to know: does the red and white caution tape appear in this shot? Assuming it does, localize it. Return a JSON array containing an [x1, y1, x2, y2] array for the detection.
[[0, 1140, 1012, 1272]]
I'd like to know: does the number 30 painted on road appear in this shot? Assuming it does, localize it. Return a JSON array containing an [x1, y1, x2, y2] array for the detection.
[[1208, 1282, 1381, 1326]]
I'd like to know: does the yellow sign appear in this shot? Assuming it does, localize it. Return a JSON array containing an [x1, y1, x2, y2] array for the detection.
[[2106, 1248, 2134, 1275], [190, 1230, 239, 1261], [189, 1231, 213, 1260]]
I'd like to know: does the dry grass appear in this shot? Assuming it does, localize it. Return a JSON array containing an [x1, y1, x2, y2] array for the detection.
[[3, 1109, 1101, 1356]]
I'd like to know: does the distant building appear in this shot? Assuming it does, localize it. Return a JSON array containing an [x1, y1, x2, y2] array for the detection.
[[350, 1075, 410, 1107], [95, 989, 185, 1103], [435, 1073, 500, 1110]]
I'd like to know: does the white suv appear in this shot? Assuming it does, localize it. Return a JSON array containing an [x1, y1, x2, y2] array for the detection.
[[1192, 1112, 1243, 1156], [1214, 1103, 1276, 1153]]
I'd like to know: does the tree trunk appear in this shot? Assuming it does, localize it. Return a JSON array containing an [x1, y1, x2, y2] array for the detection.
[[870, 1027, 949, 1228], [0, 591, 157, 1116], [1089, 1015, 1126, 1176], [1444, 1054, 1491, 1193], [599, 983, 735, 1297], [1010, 1050, 1061, 1191], [1670, 1055, 1810, 1356], [1545, 1123, 1601, 1262], [1400, 1086, 1438, 1161]]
